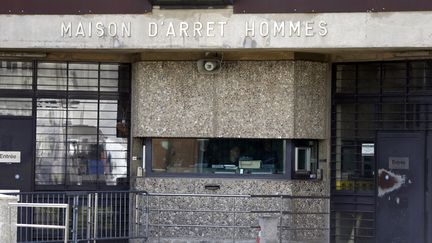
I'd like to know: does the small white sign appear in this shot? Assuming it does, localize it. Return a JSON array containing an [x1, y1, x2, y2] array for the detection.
[[361, 143, 375, 156], [0, 151, 21, 163], [389, 157, 409, 170]]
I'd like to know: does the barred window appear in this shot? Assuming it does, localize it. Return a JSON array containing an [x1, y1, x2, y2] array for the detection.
[[0, 60, 131, 189], [34, 62, 130, 188]]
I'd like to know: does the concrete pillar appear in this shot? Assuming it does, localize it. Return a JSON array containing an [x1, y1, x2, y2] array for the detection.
[[0, 194, 18, 243], [258, 216, 279, 243]]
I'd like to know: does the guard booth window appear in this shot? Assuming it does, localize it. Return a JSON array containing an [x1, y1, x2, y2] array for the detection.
[[0, 60, 131, 190]]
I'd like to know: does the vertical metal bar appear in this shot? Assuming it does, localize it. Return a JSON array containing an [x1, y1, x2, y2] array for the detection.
[[93, 193, 98, 243], [114, 192, 117, 238], [279, 196, 283, 243], [87, 194, 92, 242], [95, 63, 101, 185], [81, 195, 84, 241], [146, 192, 149, 239], [110, 192, 113, 239], [135, 193, 138, 239], [25, 194, 29, 241], [123, 192, 127, 237], [101, 193, 104, 238], [73, 195, 79, 243], [233, 196, 236, 243], [57, 194, 60, 240], [65, 204, 70, 243], [65, 62, 69, 188], [158, 196, 161, 241], [105, 193, 108, 238], [36, 194, 39, 241], [118, 192, 121, 238]]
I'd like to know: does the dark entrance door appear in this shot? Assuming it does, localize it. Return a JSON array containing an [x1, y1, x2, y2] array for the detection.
[[0, 117, 33, 192], [376, 132, 425, 243]]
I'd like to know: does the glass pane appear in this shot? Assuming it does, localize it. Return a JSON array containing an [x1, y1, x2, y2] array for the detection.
[[409, 61, 432, 91], [297, 149, 306, 170], [357, 104, 376, 139], [67, 99, 99, 186], [0, 61, 32, 89], [99, 100, 128, 186], [336, 64, 355, 93], [0, 98, 32, 116], [381, 103, 405, 129], [357, 63, 380, 93], [37, 62, 67, 90], [100, 64, 119, 92], [382, 62, 406, 92], [35, 98, 67, 185], [152, 138, 285, 175], [68, 63, 99, 91]]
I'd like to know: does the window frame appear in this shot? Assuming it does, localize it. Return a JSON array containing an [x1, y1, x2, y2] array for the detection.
[[144, 138, 320, 180], [291, 140, 320, 179], [0, 60, 132, 191]]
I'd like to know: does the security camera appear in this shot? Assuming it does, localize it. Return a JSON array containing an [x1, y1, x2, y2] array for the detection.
[[197, 59, 222, 74]]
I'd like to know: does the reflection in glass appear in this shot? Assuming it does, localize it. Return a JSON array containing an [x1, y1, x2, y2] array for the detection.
[[99, 100, 128, 185], [0, 98, 32, 116], [35, 98, 129, 186], [0, 61, 32, 89], [35, 98, 67, 185], [37, 62, 67, 90], [33, 62, 131, 188], [152, 138, 285, 175], [68, 63, 99, 91]]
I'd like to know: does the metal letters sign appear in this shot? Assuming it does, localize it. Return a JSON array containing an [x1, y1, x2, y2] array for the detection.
[[388, 157, 409, 170], [0, 151, 21, 163]]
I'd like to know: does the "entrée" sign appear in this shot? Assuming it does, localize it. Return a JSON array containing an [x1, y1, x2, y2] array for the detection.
[[0, 151, 21, 163], [61, 20, 328, 38]]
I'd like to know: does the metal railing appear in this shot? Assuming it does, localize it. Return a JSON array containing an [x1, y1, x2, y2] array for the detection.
[[6, 191, 329, 242], [6, 190, 148, 243], [9, 203, 69, 243]]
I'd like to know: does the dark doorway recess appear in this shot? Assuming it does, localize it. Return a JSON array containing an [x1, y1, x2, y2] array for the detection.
[[331, 61, 432, 243], [0, 117, 34, 192]]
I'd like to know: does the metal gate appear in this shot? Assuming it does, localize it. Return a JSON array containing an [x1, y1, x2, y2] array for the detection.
[[331, 61, 432, 242], [9, 191, 147, 242]]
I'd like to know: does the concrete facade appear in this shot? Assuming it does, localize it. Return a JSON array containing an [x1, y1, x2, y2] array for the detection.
[[2, 11, 432, 50], [130, 60, 330, 242], [133, 178, 329, 242], [132, 60, 328, 139], [0, 194, 18, 243]]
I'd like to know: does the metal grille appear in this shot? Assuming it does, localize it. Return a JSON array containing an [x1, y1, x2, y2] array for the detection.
[[331, 60, 432, 242], [34, 62, 130, 189], [8, 191, 143, 242], [0, 60, 131, 190]]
